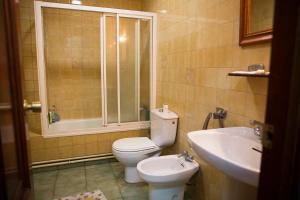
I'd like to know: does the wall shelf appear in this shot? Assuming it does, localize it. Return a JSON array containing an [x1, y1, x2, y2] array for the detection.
[[228, 72, 270, 78]]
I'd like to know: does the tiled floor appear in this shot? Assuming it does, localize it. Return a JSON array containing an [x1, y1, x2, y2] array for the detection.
[[33, 159, 148, 200], [33, 159, 193, 200]]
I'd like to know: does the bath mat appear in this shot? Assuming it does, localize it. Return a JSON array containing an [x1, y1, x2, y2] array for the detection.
[[54, 190, 107, 200]]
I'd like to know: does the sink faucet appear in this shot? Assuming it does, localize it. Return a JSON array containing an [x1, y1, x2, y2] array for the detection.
[[250, 120, 264, 137], [178, 151, 194, 162]]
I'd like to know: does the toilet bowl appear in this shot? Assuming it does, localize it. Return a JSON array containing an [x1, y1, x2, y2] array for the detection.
[[112, 108, 179, 183], [137, 155, 199, 200], [112, 137, 161, 183]]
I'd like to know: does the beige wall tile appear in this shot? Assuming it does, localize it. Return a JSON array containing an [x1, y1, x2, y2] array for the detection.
[[58, 146, 72, 159], [30, 134, 45, 150], [72, 135, 86, 145], [72, 144, 85, 157], [31, 149, 46, 162], [97, 141, 111, 154], [58, 137, 73, 147], [143, 0, 271, 199], [228, 90, 247, 115], [44, 138, 58, 149], [45, 148, 60, 160], [85, 134, 98, 144], [29, 129, 149, 162], [85, 142, 98, 155]]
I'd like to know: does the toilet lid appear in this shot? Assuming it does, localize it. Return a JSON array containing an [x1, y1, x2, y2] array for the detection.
[[113, 137, 158, 152]]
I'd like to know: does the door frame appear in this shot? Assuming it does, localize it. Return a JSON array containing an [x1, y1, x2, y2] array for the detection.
[[1, 0, 31, 199], [258, 0, 300, 199]]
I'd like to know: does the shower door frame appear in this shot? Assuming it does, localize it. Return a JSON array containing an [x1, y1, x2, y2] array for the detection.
[[34, 1, 157, 137]]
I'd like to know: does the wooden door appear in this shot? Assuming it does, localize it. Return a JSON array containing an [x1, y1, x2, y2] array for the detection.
[[258, 0, 300, 199], [0, 0, 31, 199]]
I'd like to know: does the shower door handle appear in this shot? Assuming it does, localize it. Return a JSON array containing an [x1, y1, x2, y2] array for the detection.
[[24, 99, 41, 113]]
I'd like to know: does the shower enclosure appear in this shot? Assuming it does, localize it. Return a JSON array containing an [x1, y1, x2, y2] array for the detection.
[[34, 1, 156, 137]]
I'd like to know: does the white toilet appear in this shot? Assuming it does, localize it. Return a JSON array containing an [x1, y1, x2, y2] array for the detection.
[[137, 155, 199, 200], [112, 108, 178, 183]]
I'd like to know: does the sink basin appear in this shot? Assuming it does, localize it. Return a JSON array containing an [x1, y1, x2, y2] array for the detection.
[[187, 127, 262, 186]]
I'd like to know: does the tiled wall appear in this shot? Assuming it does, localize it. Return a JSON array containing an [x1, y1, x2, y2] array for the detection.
[[142, 0, 270, 199], [19, 0, 147, 162], [30, 130, 149, 162]]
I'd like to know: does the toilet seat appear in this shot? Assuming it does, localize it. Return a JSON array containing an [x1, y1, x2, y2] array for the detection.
[[113, 137, 158, 152]]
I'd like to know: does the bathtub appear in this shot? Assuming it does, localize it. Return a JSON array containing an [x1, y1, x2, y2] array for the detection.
[[47, 118, 103, 137], [49, 118, 103, 131], [45, 117, 150, 138]]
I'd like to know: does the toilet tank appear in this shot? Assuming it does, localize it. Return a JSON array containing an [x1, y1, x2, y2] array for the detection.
[[150, 108, 178, 148]]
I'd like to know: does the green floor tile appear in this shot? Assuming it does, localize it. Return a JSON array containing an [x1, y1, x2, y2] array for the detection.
[[54, 166, 86, 198], [33, 170, 57, 186], [110, 161, 124, 178], [32, 160, 151, 200], [117, 178, 148, 198], [87, 178, 122, 199], [54, 184, 86, 199], [123, 196, 148, 200], [86, 163, 115, 181], [34, 188, 54, 200], [33, 170, 57, 198]]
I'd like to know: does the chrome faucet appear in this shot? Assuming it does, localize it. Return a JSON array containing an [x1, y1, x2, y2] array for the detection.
[[202, 107, 227, 130], [178, 151, 194, 162], [250, 120, 264, 137], [213, 107, 227, 127]]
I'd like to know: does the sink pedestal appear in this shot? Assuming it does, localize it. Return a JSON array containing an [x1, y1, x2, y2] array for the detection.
[[223, 176, 257, 200]]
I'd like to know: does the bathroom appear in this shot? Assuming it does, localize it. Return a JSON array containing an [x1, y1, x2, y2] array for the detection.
[[1, 0, 299, 200]]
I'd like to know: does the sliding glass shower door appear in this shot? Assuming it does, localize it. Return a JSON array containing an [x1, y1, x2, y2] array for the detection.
[[43, 8, 103, 125], [103, 14, 152, 125], [35, 1, 155, 136], [119, 17, 139, 123]]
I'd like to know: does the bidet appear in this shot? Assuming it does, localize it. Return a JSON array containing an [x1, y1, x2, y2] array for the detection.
[[137, 155, 199, 200]]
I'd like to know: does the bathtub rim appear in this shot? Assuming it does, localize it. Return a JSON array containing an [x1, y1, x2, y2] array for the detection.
[[43, 120, 150, 138]]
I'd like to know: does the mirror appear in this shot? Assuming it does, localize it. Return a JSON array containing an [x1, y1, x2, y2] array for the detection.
[[239, 0, 275, 46]]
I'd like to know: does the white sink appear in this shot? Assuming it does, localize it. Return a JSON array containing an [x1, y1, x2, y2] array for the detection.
[[187, 127, 262, 187]]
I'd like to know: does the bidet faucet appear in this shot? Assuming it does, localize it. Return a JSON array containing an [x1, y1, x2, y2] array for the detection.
[[178, 151, 194, 162]]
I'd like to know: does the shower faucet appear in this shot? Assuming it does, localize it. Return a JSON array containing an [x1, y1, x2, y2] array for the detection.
[[213, 107, 227, 119], [202, 107, 227, 130]]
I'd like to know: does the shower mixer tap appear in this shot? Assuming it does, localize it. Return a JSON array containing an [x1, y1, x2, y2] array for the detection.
[[202, 107, 227, 130]]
